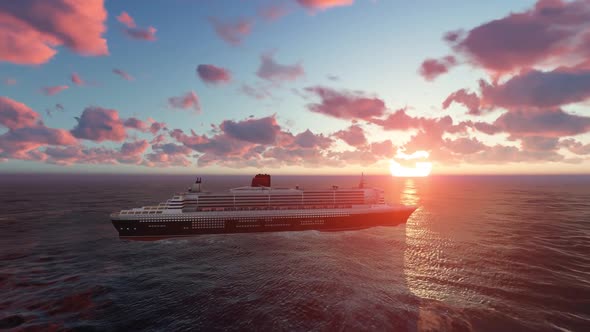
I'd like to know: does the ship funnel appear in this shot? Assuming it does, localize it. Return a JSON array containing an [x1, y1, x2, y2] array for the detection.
[[251, 174, 271, 187]]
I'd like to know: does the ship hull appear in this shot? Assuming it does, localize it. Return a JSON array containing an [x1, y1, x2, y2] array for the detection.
[[112, 208, 416, 239]]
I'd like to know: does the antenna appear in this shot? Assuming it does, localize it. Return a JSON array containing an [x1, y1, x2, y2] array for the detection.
[[359, 172, 365, 189]]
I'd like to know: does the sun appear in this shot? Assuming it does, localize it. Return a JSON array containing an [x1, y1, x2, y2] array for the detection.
[[390, 150, 433, 177]]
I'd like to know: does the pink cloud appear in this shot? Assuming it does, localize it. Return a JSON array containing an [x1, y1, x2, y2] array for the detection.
[[492, 109, 590, 137], [333, 125, 367, 147], [208, 17, 253, 45], [370, 140, 395, 157], [148, 119, 167, 134], [0, 126, 77, 159], [445, 0, 590, 75], [220, 116, 281, 144], [116, 11, 156, 41], [371, 108, 471, 152], [41, 85, 69, 96], [560, 138, 590, 155], [442, 88, 481, 115], [520, 136, 560, 151], [120, 139, 149, 155], [151, 142, 191, 156], [419, 56, 457, 81], [473, 121, 501, 135], [0, 96, 41, 129], [113, 69, 134, 81], [197, 64, 232, 85], [3, 78, 16, 85], [256, 53, 304, 82], [0, 0, 108, 65], [70, 107, 127, 142], [117, 11, 135, 28], [71, 73, 84, 86], [296, 0, 354, 11], [444, 137, 487, 155], [479, 69, 590, 110], [123, 117, 149, 132], [461, 144, 566, 164], [150, 134, 166, 144], [305, 86, 386, 120], [168, 91, 201, 113], [144, 149, 192, 167], [43, 143, 148, 166], [124, 26, 157, 41], [291, 129, 332, 149]]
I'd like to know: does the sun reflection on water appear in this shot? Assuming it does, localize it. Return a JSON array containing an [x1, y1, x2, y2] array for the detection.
[[400, 178, 419, 206], [400, 177, 455, 303]]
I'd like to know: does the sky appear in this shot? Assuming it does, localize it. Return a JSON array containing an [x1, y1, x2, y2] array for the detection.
[[1, 0, 590, 175]]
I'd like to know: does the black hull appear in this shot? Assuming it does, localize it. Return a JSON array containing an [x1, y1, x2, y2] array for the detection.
[[112, 209, 415, 239]]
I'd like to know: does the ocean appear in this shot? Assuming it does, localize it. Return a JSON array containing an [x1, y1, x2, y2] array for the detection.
[[1, 174, 589, 331]]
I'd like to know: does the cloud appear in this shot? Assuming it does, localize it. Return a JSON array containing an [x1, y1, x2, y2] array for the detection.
[[560, 138, 590, 155], [70, 107, 127, 142], [520, 136, 560, 151], [45, 103, 65, 118], [419, 56, 457, 81], [196, 64, 232, 85], [369, 108, 421, 130], [71, 73, 84, 86], [116, 11, 157, 41], [124, 27, 157, 41], [0, 0, 108, 65], [444, 0, 590, 75], [256, 52, 304, 82], [292, 129, 332, 149], [152, 142, 192, 156], [220, 116, 281, 144], [479, 69, 590, 110], [370, 140, 395, 157], [148, 119, 167, 134], [169, 116, 336, 168], [41, 85, 69, 96], [208, 17, 253, 45], [168, 91, 201, 113], [116, 11, 135, 28], [492, 109, 590, 138], [44, 143, 148, 166], [240, 84, 272, 99], [443, 137, 487, 154], [144, 149, 193, 167], [123, 117, 149, 132], [333, 125, 367, 147], [0, 96, 40, 129], [472, 121, 501, 135], [120, 139, 149, 155], [442, 88, 481, 115], [0, 125, 77, 160], [296, 0, 354, 11], [461, 144, 566, 164], [305, 86, 386, 120], [113, 69, 134, 81]]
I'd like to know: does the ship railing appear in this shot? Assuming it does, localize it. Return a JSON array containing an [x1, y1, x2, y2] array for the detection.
[[189, 205, 355, 212]]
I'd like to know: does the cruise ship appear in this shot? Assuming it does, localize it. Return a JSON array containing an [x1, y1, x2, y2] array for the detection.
[[111, 174, 416, 238]]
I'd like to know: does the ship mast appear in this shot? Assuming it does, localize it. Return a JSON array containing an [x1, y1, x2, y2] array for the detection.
[[190, 177, 202, 192]]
